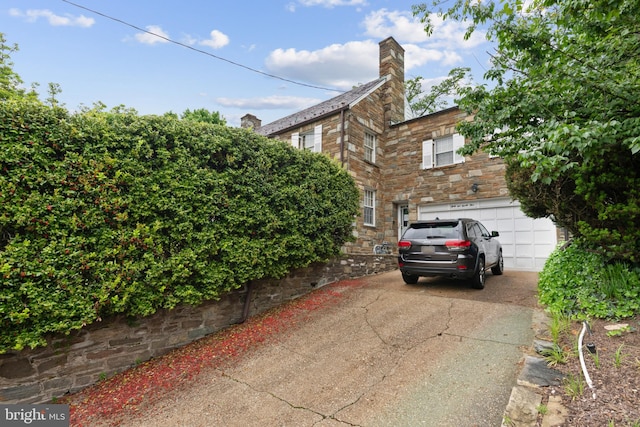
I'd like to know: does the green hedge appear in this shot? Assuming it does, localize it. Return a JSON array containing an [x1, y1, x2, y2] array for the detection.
[[0, 100, 360, 352]]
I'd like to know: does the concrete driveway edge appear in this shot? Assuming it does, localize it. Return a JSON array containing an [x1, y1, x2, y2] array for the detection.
[[502, 309, 568, 427]]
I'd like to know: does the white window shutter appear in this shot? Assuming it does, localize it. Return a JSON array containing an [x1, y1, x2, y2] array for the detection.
[[313, 125, 322, 153], [291, 132, 299, 149], [422, 139, 433, 169], [453, 133, 466, 164]]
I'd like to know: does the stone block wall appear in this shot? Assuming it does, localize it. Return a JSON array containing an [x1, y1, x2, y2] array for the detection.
[[380, 108, 510, 244], [344, 94, 388, 254], [0, 255, 397, 404]]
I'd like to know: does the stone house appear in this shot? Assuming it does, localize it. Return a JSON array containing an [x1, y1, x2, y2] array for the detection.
[[242, 37, 558, 271]]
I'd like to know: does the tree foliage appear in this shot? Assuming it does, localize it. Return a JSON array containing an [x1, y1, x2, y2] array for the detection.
[[0, 33, 37, 101], [413, 0, 640, 262], [0, 100, 359, 352], [180, 108, 226, 126], [405, 67, 469, 118]]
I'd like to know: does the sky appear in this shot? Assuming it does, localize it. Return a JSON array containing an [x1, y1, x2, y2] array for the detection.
[[2, 0, 493, 127]]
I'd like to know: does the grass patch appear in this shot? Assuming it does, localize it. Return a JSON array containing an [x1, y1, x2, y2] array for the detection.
[[563, 373, 586, 400]]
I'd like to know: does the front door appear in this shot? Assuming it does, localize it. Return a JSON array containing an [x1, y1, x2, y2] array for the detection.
[[398, 204, 409, 239]]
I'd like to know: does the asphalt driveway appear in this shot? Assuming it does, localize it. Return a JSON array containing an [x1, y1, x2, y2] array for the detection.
[[123, 269, 539, 427]]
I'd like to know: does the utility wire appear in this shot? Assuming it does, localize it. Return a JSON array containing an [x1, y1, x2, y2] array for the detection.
[[61, 0, 344, 93]]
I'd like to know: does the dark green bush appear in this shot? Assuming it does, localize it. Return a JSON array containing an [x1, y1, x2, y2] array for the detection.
[[505, 148, 640, 264], [0, 100, 359, 352], [538, 239, 640, 320]]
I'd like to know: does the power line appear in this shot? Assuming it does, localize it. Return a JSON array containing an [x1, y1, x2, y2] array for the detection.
[[60, 0, 344, 93]]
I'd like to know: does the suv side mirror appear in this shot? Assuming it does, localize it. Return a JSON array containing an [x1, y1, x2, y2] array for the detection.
[[491, 231, 500, 237]]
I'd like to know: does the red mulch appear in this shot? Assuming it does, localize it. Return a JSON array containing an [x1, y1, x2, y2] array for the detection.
[[59, 279, 366, 427]]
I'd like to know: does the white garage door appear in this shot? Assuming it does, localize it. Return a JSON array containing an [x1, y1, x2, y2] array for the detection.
[[418, 198, 557, 271]]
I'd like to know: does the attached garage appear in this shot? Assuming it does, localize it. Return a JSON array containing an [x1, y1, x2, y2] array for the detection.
[[418, 198, 558, 271]]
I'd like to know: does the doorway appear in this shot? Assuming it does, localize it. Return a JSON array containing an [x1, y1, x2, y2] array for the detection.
[[398, 204, 409, 239]]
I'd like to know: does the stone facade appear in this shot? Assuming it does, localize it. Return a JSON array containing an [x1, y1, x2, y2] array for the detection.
[[381, 107, 509, 232], [0, 255, 397, 404], [245, 37, 513, 255], [247, 38, 406, 255]]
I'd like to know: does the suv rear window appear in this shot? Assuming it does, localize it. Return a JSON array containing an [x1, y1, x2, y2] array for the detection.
[[403, 221, 460, 239]]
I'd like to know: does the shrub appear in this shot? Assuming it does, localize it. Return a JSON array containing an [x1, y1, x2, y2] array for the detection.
[[538, 239, 640, 319], [0, 100, 360, 352]]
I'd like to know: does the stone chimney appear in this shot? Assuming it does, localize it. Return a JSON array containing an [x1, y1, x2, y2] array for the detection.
[[378, 37, 405, 125], [240, 114, 261, 130]]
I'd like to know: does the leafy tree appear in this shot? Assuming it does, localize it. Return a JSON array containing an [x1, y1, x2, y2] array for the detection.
[[181, 108, 226, 125], [45, 82, 63, 107], [0, 33, 38, 100], [405, 67, 469, 118], [413, 0, 640, 262]]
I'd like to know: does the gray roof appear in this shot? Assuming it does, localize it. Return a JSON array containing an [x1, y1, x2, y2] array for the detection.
[[256, 77, 387, 137]]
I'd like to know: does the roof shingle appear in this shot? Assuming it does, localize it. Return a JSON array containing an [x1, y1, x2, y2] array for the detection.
[[256, 77, 387, 136]]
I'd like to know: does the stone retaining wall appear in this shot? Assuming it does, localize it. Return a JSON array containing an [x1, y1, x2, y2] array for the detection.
[[0, 255, 397, 404]]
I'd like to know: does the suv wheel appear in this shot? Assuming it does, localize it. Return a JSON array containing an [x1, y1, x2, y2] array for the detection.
[[402, 272, 419, 284], [471, 257, 485, 289], [491, 252, 504, 275]]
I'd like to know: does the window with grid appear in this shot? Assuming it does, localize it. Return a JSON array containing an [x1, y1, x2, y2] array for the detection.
[[363, 190, 375, 226], [435, 135, 454, 166], [364, 132, 376, 163]]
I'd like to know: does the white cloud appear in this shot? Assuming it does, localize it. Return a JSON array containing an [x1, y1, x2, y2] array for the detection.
[[9, 8, 94, 27], [428, 15, 487, 50], [216, 95, 321, 110], [265, 40, 379, 90], [403, 44, 462, 69], [362, 9, 429, 43], [362, 8, 486, 51], [199, 30, 230, 49], [354, 8, 488, 73], [181, 34, 198, 46], [263, 37, 464, 90], [134, 25, 170, 45]]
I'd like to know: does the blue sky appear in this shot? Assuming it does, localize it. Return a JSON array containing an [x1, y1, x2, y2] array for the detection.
[[2, 0, 492, 127]]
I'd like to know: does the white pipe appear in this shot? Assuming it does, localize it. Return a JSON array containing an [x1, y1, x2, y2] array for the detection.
[[578, 321, 596, 399]]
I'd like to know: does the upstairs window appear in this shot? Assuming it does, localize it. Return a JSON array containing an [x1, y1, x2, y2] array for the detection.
[[300, 131, 315, 151], [422, 133, 465, 169], [364, 132, 376, 163], [291, 125, 322, 152]]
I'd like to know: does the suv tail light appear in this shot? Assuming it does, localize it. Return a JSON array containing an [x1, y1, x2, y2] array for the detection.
[[398, 240, 412, 249], [445, 239, 471, 251]]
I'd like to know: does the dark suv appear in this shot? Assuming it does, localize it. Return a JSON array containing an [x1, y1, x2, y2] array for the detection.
[[397, 218, 503, 289]]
